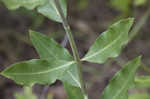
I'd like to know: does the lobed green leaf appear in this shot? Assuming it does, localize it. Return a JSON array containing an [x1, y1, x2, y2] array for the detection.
[[82, 18, 134, 64], [1, 59, 75, 86], [29, 30, 81, 87], [30, 31, 83, 98], [101, 56, 141, 99]]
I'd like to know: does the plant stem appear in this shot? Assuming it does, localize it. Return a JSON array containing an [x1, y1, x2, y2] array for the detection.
[[129, 7, 150, 42], [54, 0, 88, 99]]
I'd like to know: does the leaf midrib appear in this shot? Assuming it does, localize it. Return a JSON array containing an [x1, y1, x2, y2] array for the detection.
[[51, 0, 61, 18], [7, 61, 75, 75], [82, 30, 126, 61], [67, 71, 81, 88]]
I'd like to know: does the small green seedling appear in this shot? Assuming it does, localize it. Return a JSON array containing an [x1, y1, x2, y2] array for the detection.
[[1, 0, 141, 99]]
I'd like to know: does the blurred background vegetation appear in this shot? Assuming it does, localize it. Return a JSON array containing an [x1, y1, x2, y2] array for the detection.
[[0, 0, 150, 99]]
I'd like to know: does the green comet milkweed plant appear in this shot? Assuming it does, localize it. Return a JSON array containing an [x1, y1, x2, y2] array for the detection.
[[1, 0, 141, 99]]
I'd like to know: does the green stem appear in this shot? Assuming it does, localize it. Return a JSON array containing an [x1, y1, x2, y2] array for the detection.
[[24, 86, 37, 99], [54, 0, 88, 99], [129, 7, 150, 42]]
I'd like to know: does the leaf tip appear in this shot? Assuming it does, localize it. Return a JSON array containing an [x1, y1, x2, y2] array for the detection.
[[136, 55, 142, 62], [29, 30, 42, 38], [0, 69, 9, 79], [121, 17, 134, 26], [0, 71, 5, 76], [133, 56, 142, 67], [29, 30, 34, 35], [138, 55, 142, 59], [0, 64, 17, 79], [29, 30, 38, 40], [128, 17, 134, 23], [119, 18, 134, 27]]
